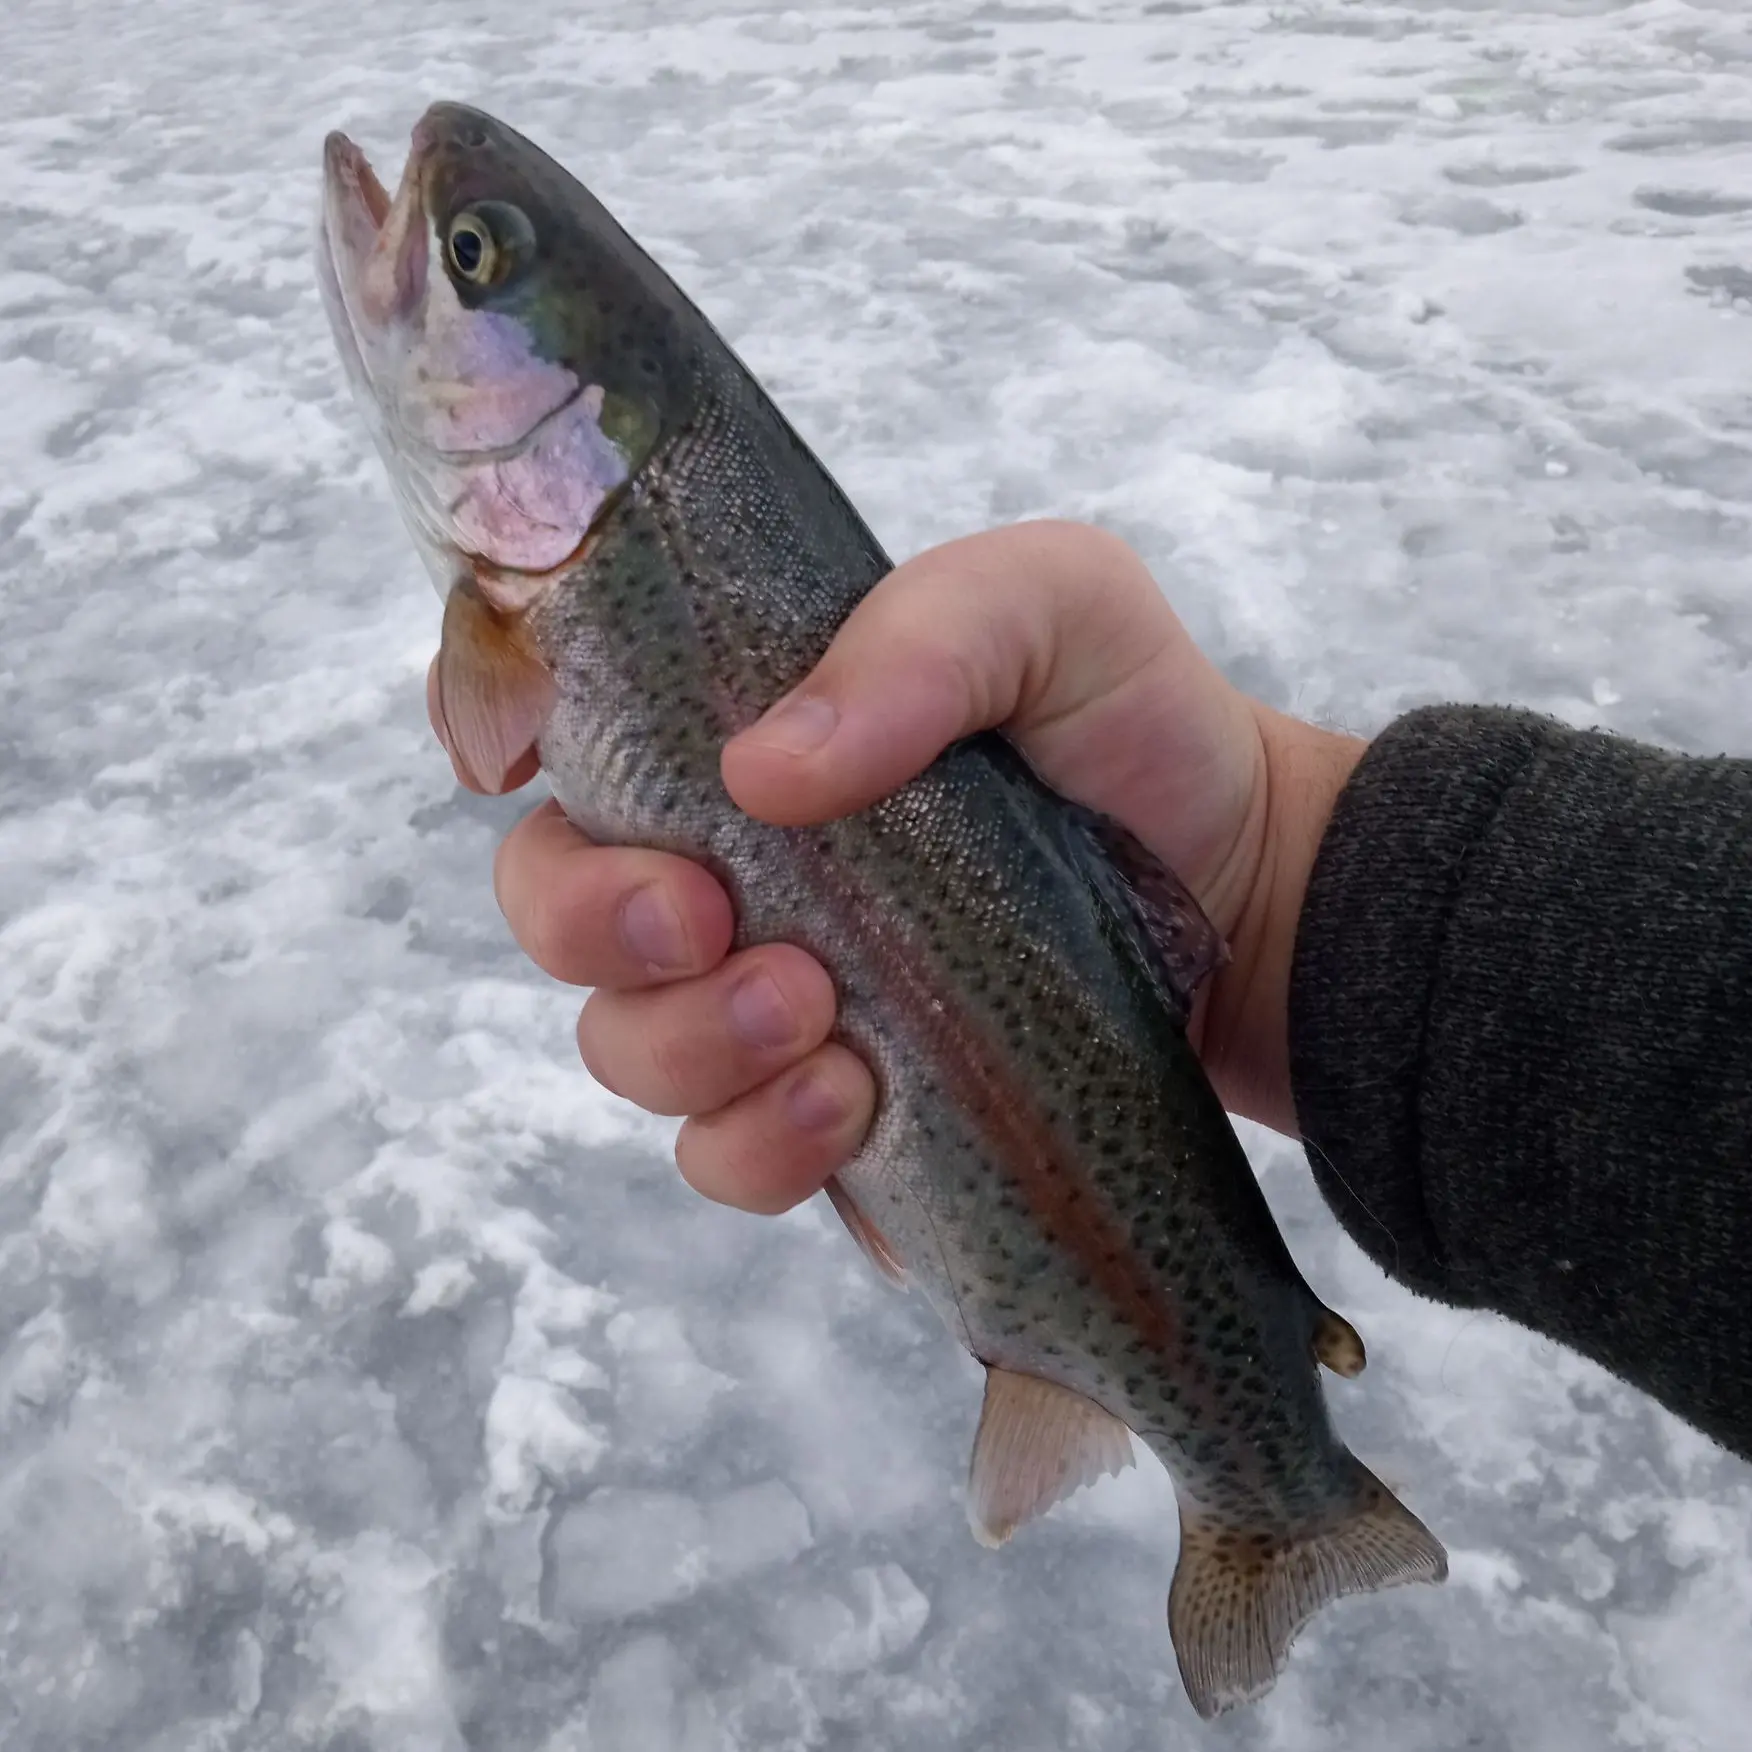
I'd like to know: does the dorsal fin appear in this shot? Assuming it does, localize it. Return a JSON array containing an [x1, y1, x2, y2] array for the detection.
[[968, 733, 1227, 1025], [1064, 804, 1228, 1025]]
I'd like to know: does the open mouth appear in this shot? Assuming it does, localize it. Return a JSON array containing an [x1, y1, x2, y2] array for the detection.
[[325, 131, 392, 230], [319, 126, 429, 341]]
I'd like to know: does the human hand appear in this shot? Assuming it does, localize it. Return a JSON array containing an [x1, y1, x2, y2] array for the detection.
[[442, 521, 1365, 1212]]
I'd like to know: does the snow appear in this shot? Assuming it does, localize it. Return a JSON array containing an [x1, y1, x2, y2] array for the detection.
[[2, 0, 1751, 1746]]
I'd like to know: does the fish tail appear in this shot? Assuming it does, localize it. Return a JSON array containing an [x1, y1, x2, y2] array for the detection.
[[1166, 1460, 1447, 1719]]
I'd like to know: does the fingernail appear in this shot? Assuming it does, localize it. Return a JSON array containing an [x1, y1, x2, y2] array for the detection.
[[749, 693, 838, 757], [619, 885, 687, 972], [785, 1067, 846, 1133], [728, 971, 797, 1051]]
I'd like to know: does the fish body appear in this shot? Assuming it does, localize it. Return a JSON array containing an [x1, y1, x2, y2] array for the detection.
[[319, 103, 1445, 1717]]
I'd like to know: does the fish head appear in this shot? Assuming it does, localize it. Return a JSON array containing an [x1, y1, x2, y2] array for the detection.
[[319, 102, 676, 609]]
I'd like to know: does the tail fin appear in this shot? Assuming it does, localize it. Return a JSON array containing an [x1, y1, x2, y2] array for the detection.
[[1167, 1462, 1447, 1720]]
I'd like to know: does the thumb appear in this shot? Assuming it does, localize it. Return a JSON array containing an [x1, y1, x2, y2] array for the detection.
[[721, 521, 1172, 828]]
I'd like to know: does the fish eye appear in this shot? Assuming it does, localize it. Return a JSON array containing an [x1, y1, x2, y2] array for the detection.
[[443, 202, 535, 290], [446, 213, 497, 284]]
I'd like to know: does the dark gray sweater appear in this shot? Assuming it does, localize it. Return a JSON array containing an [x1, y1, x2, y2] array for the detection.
[[1289, 706, 1752, 1461]]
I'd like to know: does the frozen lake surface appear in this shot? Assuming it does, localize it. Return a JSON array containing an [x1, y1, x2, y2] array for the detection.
[[2, 0, 1750, 1747]]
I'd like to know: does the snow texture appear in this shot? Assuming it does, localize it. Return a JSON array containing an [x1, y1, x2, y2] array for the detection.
[[2, 0, 1751, 1747]]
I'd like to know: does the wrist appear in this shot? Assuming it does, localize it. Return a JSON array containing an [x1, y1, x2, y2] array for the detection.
[[1195, 707, 1366, 1135]]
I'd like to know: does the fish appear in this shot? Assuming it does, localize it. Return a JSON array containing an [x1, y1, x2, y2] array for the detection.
[[317, 101, 1447, 1718]]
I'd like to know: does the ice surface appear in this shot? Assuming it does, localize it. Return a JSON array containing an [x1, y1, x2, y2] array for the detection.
[[2, 0, 1750, 1746]]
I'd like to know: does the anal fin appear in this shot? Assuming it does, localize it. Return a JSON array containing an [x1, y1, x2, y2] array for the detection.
[[823, 1176, 907, 1287], [966, 1366, 1135, 1549]]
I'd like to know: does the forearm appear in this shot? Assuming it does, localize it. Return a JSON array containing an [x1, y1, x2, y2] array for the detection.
[[1287, 706, 1752, 1458]]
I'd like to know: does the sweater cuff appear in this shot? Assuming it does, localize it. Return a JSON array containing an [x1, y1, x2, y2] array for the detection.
[[1289, 704, 1752, 1453], [1287, 706, 1572, 1304]]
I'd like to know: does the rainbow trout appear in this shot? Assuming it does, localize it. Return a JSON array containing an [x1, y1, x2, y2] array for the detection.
[[318, 103, 1445, 1718]]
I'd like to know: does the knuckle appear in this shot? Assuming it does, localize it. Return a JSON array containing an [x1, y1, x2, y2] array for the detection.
[[533, 887, 591, 984], [758, 944, 834, 1026], [819, 1048, 877, 1131], [943, 636, 1001, 730], [719, 1124, 804, 1215], [490, 829, 526, 930], [645, 1017, 710, 1114], [574, 999, 620, 1094], [673, 1113, 735, 1191]]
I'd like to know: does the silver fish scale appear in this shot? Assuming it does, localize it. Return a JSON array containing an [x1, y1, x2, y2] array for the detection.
[[534, 360, 1358, 1532]]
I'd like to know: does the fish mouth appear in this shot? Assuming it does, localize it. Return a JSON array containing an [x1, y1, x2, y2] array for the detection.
[[318, 124, 431, 373], [318, 122, 460, 591], [317, 136, 378, 405], [325, 130, 392, 230]]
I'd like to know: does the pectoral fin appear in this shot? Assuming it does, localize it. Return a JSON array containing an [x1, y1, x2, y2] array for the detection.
[[822, 1176, 907, 1287], [966, 1366, 1135, 1549], [433, 577, 554, 793]]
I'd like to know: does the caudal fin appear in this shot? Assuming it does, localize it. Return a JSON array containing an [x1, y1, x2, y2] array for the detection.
[[1167, 1462, 1447, 1719]]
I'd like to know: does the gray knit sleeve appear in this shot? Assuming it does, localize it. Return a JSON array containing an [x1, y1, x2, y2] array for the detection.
[[1287, 705, 1752, 1457]]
